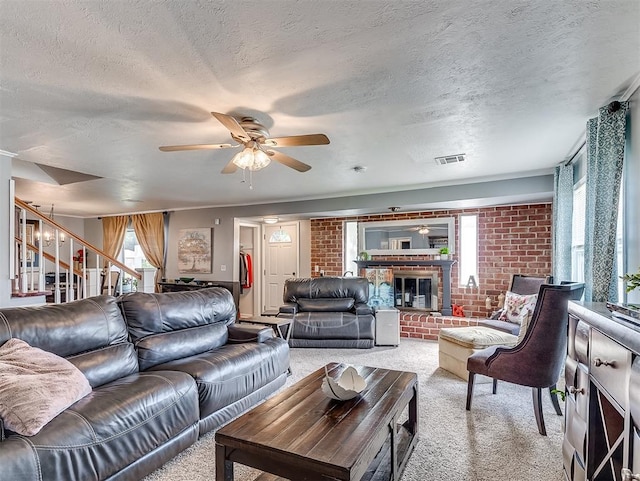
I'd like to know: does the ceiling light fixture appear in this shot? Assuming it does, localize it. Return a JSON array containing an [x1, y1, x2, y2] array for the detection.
[[263, 217, 279, 224], [231, 141, 271, 171], [418, 226, 430, 235], [35, 204, 65, 246]]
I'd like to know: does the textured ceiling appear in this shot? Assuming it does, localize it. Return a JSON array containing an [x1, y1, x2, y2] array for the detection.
[[1, 0, 639, 217]]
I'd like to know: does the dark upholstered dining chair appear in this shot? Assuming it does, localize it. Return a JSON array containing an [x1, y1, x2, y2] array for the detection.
[[465, 282, 585, 435], [478, 274, 553, 335]]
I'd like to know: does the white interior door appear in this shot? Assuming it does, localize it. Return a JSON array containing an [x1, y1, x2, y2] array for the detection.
[[263, 223, 299, 314]]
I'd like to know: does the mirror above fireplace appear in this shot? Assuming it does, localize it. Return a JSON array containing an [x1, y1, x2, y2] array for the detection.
[[358, 217, 455, 256]]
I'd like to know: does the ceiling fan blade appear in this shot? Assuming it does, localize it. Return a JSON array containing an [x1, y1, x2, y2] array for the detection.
[[211, 112, 251, 142], [159, 143, 236, 152], [221, 158, 239, 174], [267, 150, 312, 172], [264, 134, 330, 147]]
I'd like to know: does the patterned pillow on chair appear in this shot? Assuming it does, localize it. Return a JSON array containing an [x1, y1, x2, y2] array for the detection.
[[498, 291, 537, 324]]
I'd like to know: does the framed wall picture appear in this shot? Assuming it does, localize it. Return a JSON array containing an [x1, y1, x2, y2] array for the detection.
[[178, 227, 212, 274]]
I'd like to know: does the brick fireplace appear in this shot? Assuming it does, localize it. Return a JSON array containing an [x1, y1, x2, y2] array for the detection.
[[310, 203, 553, 338], [357, 260, 454, 315]]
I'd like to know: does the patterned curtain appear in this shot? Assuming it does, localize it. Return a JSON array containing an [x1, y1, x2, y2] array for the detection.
[[131, 213, 165, 292], [583, 101, 628, 302], [552, 163, 573, 283]]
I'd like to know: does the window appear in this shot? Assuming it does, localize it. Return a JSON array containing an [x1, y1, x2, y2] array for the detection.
[[122, 228, 151, 292], [343, 221, 358, 275], [571, 181, 586, 283], [268, 229, 292, 243], [616, 179, 624, 301], [123, 228, 151, 269], [459, 214, 478, 287], [571, 174, 624, 300]]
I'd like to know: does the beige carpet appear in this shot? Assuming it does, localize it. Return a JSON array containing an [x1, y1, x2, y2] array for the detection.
[[144, 339, 564, 481]]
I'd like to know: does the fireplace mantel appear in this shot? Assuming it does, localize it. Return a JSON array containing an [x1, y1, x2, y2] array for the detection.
[[355, 259, 456, 316], [354, 260, 455, 268]]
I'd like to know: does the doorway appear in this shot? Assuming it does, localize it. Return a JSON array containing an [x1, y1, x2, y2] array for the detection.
[[236, 221, 261, 319], [262, 222, 299, 314]]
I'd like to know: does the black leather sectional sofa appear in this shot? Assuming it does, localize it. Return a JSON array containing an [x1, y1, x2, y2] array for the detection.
[[0, 288, 289, 481], [278, 276, 375, 348]]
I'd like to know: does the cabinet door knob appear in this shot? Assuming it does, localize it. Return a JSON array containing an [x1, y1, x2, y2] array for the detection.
[[568, 386, 585, 395], [594, 357, 616, 368], [622, 468, 640, 480]]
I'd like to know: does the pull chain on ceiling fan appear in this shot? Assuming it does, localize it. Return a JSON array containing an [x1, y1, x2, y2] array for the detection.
[[159, 112, 330, 176]]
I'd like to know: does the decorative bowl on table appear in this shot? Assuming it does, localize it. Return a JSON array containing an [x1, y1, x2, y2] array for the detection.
[[321, 365, 366, 400], [178, 277, 195, 283]]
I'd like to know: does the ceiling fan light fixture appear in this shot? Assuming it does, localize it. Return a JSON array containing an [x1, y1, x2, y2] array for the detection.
[[232, 143, 271, 171], [418, 226, 430, 235]]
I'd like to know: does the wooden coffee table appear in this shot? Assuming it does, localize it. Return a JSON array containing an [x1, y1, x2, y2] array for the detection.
[[215, 363, 418, 481]]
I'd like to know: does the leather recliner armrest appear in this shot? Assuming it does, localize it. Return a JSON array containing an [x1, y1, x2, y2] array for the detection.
[[279, 303, 298, 315], [355, 303, 374, 315], [227, 324, 274, 344]]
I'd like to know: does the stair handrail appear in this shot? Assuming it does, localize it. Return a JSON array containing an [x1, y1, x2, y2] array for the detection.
[[14, 198, 141, 280], [14, 237, 82, 277]]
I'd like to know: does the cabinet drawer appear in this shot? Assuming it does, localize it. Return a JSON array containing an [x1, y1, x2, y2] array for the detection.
[[565, 397, 587, 462], [591, 329, 631, 410], [565, 359, 588, 418], [565, 356, 577, 390], [574, 320, 590, 365], [575, 364, 589, 419]]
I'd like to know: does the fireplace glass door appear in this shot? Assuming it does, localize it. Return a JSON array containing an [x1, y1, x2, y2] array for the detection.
[[394, 271, 438, 311]]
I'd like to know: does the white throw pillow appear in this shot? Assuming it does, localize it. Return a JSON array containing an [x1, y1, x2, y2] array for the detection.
[[498, 291, 538, 325], [0, 338, 92, 436], [516, 308, 533, 344]]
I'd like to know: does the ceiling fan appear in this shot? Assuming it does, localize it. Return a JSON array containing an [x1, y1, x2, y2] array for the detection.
[[409, 225, 431, 235], [159, 112, 330, 174]]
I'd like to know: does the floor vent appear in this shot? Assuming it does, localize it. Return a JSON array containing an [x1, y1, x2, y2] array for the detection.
[[434, 154, 465, 165]]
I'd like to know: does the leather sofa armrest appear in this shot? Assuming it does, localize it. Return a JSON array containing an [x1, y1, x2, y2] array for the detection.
[[227, 324, 274, 344], [279, 303, 298, 315], [355, 302, 374, 315]]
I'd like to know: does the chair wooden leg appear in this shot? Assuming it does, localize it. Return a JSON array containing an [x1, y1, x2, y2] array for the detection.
[[466, 373, 476, 410], [492, 378, 498, 394], [532, 387, 547, 436], [549, 384, 562, 416]]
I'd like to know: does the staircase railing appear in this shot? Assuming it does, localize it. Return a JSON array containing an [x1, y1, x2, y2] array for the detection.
[[13, 198, 141, 303]]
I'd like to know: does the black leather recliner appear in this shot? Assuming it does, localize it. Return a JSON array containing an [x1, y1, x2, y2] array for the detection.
[[278, 277, 375, 348]]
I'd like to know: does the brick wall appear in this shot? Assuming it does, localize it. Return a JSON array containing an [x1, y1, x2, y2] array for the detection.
[[310, 203, 552, 339]]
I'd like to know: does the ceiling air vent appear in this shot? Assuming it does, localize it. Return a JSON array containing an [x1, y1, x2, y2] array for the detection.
[[434, 153, 465, 165]]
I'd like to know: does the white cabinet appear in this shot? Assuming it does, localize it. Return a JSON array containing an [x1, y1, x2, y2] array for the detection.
[[375, 307, 400, 346]]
